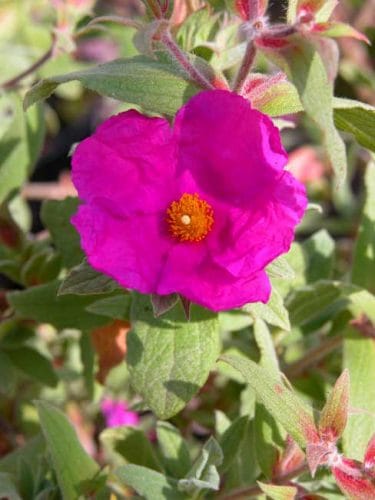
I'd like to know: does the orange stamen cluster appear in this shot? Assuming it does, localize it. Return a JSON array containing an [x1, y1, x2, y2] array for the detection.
[[167, 193, 214, 242]]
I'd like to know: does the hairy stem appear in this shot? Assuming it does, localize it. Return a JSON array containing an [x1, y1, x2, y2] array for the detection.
[[76, 15, 144, 36], [284, 335, 343, 379], [232, 40, 256, 93], [160, 31, 215, 90], [220, 463, 309, 499], [1, 37, 55, 90]]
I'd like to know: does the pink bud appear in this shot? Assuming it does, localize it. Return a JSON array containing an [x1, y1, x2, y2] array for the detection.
[[364, 434, 375, 478], [318, 370, 350, 442], [273, 436, 305, 479], [332, 457, 375, 500], [235, 0, 268, 21]]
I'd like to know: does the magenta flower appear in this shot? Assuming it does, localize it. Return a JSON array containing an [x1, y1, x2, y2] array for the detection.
[[101, 398, 140, 428], [71, 90, 307, 311]]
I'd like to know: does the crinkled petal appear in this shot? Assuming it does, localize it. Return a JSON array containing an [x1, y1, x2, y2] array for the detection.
[[159, 242, 271, 311], [72, 111, 176, 215], [174, 90, 287, 207], [209, 171, 307, 276], [71, 203, 172, 293]]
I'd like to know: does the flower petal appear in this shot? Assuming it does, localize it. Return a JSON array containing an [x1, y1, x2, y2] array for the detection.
[[71, 202, 172, 293], [209, 171, 307, 276], [174, 90, 287, 207], [72, 110, 176, 215], [159, 242, 271, 311]]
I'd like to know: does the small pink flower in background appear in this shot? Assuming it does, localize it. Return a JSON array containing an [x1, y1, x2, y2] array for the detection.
[[72, 90, 307, 311], [101, 398, 140, 428], [287, 146, 326, 185]]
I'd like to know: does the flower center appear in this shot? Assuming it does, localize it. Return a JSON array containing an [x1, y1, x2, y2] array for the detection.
[[167, 193, 214, 242]]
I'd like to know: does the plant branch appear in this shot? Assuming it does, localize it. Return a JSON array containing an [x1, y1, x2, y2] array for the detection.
[[219, 463, 309, 499], [232, 40, 256, 93], [75, 15, 144, 37], [284, 335, 343, 379], [1, 36, 56, 90], [160, 30, 215, 90]]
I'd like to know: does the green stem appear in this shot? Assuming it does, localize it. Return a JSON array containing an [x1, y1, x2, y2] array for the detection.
[[232, 40, 256, 94], [160, 31, 214, 90]]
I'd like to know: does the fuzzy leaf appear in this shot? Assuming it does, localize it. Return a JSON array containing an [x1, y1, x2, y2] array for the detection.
[[178, 437, 223, 494], [6, 347, 58, 388], [36, 401, 100, 500], [219, 416, 249, 473], [24, 56, 200, 116], [343, 324, 375, 460], [7, 280, 109, 330], [0, 94, 44, 204], [127, 294, 220, 419], [258, 482, 298, 500], [58, 259, 120, 296], [116, 464, 186, 500], [220, 355, 318, 446], [351, 162, 375, 292], [41, 198, 83, 268], [302, 229, 335, 282], [319, 369, 350, 440], [244, 288, 290, 331], [100, 427, 162, 471], [156, 422, 192, 478]]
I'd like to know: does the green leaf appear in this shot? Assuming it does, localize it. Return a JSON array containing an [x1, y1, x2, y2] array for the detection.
[[219, 416, 249, 473], [343, 325, 375, 460], [253, 319, 280, 376], [127, 294, 220, 419], [0, 473, 21, 500], [58, 259, 120, 296], [286, 280, 345, 327], [266, 256, 295, 280], [0, 93, 44, 204], [244, 288, 290, 331], [7, 280, 110, 330], [302, 229, 335, 282], [116, 464, 186, 500], [100, 427, 162, 471], [85, 293, 131, 320], [24, 56, 200, 116], [261, 40, 346, 183], [254, 403, 285, 478], [36, 401, 100, 500], [6, 347, 58, 388], [220, 355, 318, 447], [0, 351, 17, 395], [258, 482, 298, 500], [0, 436, 45, 478], [156, 422, 192, 478], [178, 437, 223, 494], [41, 198, 83, 268], [351, 162, 375, 292], [334, 106, 375, 152]]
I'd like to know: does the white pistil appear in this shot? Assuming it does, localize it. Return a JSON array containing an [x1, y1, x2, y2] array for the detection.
[[181, 214, 191, 225]]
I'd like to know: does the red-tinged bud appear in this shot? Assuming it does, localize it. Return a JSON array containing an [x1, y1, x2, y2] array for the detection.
[[364, 434, 375, 478], [273, 436, 305, 479], [332, 457, 375, 500], [235, 0, 268, 21], [318, 369, 350, 442], [306, 440, 337, 477], [91, 320, 129, 383], [310, 22, 370, 43]]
